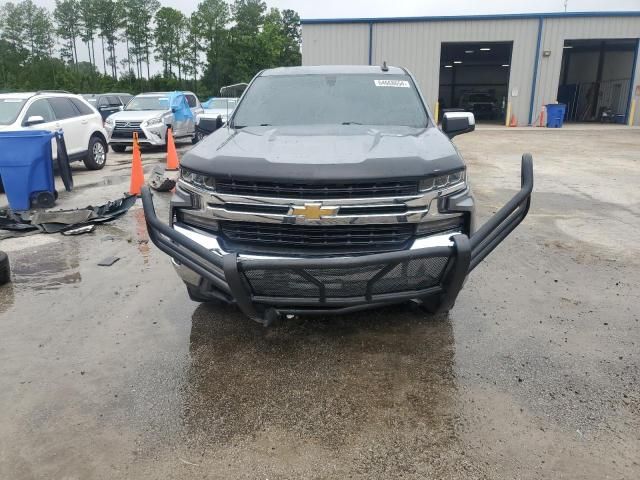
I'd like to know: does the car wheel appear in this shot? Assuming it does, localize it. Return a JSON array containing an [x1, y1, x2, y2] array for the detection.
[[0, 251, 10, 285], [192, 130, 205, 144], [84, 135, 108, 170], [111, 144, 127, 153]]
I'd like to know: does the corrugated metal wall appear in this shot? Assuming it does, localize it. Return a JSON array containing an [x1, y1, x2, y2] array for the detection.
[[302, 16, 640, 126], [302, 23, 370, 65], [534, 16, 640, 125], [371, 19, 539, 125]]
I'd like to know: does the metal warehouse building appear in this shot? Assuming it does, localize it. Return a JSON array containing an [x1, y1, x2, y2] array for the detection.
[[301, 12, 640, 126]]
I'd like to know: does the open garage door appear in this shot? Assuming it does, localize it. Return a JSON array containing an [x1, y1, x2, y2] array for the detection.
[[438, 42, 512, 124], [558, 39, 637, 123]]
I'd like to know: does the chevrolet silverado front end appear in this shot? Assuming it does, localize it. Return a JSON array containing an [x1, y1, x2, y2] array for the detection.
[[142, 65, 533, 325]]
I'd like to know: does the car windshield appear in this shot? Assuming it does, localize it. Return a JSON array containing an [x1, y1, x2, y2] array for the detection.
[[209, 98, 237, 109], [125, 96, 169, 111], [0, 98, 27, 125], [232, 74, 428, 128], [469, 94, 493, 102]]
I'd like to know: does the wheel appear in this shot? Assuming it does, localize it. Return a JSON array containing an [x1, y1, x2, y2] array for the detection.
[[32, 191, 56, 208], [83, 135, 108, 170], [110, 144, 127, 153], [192, 131, 204, 144], [0, 251, 11, 285]]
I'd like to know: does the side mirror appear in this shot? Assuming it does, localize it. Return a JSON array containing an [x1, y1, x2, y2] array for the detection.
[[215, 115, 223, 130], [25, 115, 45, 126], [171, 106, 178, 113], [441, 111, 475, 139], [119, 105, 124, 111]]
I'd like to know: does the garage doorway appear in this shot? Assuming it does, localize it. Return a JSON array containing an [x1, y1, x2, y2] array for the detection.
[[557, 39, 637, 123], [438, 42, 513, 124]]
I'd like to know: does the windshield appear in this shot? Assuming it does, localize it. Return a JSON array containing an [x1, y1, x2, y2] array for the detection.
[[232, 74, 428, 128], [0, 98, 27, 125], [208, 98, 237, 109], [469, 94, 494, 102], [125, 96, 169, 111]]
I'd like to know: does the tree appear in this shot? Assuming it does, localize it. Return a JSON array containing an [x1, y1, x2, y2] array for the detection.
[[195, 0, 230, 92], [54, 0, 80, 66], [96, 0, 122, 78], [79, 0, 99, 67], [154, 7, 185, 77], [280, 9, 301, 66]]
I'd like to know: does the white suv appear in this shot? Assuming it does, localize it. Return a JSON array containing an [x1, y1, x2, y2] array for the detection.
[[0, 91, 109, 170], [105, 91, 203, 152]]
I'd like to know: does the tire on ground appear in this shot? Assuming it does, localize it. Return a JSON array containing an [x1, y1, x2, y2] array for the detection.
[[0, 251, 10, 285], [84, 135, 108, 170]]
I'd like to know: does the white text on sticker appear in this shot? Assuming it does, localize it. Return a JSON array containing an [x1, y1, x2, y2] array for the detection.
[[374, 80, 410, 88]]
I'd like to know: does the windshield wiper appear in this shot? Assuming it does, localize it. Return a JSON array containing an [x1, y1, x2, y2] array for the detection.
[[341, 121, 363, 125]]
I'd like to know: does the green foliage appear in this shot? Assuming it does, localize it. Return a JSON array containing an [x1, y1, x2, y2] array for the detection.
[[0, 0, 302, 97]]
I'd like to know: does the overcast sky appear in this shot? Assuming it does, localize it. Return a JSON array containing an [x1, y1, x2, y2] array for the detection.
[[21, 0, 640, 75]]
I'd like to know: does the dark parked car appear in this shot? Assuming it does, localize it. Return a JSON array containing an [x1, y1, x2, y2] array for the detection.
[[142, 65, 533, 325], [459, 92, 500, 119], [82, 93, 133, 121]]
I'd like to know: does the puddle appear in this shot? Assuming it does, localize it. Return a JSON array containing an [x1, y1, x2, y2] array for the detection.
[[10, 240, 82, 291]]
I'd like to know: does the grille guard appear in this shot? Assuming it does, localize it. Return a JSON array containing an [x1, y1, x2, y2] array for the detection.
[[141, 154, 533, 323]]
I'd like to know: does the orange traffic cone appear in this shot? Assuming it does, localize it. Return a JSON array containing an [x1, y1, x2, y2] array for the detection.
[[166, 127, 179, 171], [509, 114, 517, 127], [129, 132, 145, 196], [538, 108, 545, 127]]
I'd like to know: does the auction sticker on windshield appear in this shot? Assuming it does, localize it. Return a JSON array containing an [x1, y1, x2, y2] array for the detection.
[[374, 79, 410, 88]]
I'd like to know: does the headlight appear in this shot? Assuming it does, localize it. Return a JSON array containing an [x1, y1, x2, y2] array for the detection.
[[145, 117, 163, 126], [105, 117, 115, 126], [180, 167, 216, 190], [419, 169, 466, 192]]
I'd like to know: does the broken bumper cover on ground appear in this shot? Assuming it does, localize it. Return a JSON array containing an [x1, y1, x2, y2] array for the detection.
[[141, 154, 533, 322]]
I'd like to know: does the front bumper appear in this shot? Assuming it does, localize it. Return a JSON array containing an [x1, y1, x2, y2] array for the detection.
[[142, 155, 533, 323], [106, 123, 167, 146]]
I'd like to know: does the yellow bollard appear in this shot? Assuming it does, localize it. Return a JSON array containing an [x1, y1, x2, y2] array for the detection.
[[505, 102, 512, 127], [434, 101, 439, 124], [628, 99, 637, 127]]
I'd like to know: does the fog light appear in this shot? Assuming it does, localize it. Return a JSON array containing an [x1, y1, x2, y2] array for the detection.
[[176, 210, 219, 231], [416, 216, 463, 235]]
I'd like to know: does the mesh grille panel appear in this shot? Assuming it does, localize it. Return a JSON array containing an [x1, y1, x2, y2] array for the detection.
[[221, 222, 415, 251], [243, 256, 450, 299]]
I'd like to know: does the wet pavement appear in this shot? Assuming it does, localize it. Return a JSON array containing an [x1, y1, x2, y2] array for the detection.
[[0, 128, 639, 479]]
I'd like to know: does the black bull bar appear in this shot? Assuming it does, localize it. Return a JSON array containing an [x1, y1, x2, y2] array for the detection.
[[141, 154, 533, 323]]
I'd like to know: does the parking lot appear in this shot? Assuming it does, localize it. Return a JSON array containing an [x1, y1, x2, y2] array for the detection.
[[1, 126, 639, 479]]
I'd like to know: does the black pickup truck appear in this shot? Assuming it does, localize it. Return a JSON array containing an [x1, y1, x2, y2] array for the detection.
[[142, 65, 533, 325]]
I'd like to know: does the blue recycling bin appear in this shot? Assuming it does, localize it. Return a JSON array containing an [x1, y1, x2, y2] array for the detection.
[[546, 103, 567, 128], [0, 130, 55, 211]]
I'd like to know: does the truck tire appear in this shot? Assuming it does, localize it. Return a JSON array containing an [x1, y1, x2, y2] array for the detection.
[[83, 135, 108, 170], [111, 144, 127, 153], [0, 251, 10, 285]]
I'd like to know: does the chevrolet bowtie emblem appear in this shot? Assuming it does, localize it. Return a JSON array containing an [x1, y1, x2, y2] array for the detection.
[[289, 203, 339, 219]]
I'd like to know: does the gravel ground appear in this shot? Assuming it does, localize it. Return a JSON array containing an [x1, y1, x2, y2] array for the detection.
[[0, 127, 638, 479]]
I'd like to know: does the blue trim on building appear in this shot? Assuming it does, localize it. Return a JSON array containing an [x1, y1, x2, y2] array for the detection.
[[528, 17, 544, 125], [301, 11, 640, 25], [626, 39, 639, 124], [368, 23, 373, 65]]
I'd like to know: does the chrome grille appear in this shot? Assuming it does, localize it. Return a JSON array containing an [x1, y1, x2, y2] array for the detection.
[[112, 121, 146, 139], [220, 221, 415, 251]]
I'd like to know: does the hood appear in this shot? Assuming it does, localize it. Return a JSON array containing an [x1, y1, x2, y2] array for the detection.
[[108, 110, 167, 121], [183, 124, 464, 182]]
